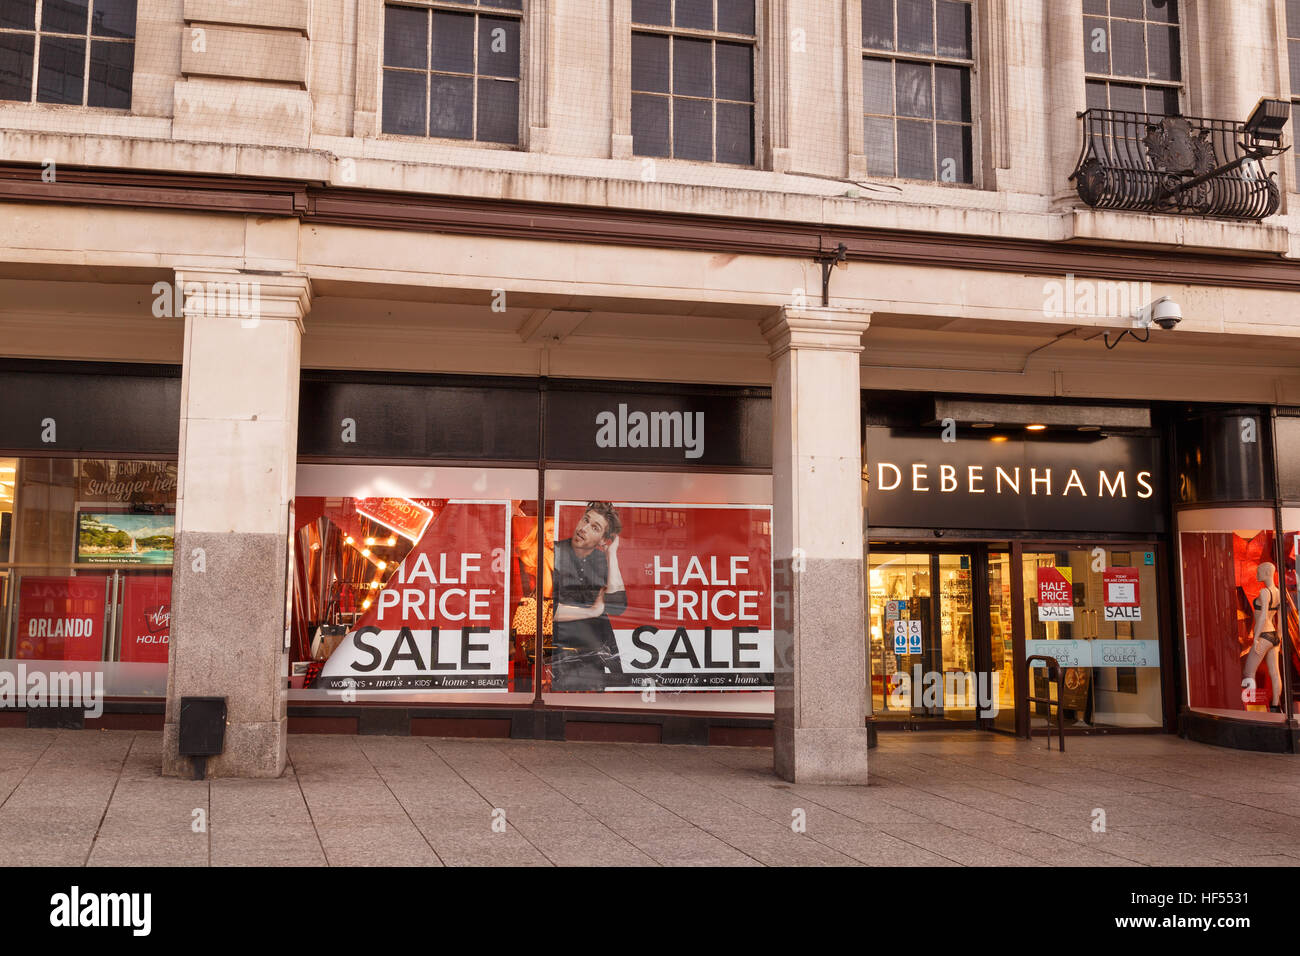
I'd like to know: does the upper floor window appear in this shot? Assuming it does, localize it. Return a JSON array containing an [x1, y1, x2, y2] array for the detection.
[[0, 0, 136, 108], [861, 0, 974, 184], [382, 0, 522, 145], [631, 0, 756, 165], [1083, 0, 1180, 116], [1287, 0, 1300, 180]]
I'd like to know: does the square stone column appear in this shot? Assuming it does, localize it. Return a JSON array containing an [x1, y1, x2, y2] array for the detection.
[[761, 306, 872, 784], [163, 270, 311, 778]]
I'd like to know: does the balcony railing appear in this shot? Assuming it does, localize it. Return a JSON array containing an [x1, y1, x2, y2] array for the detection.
[[1070, 109, 1281, 221]]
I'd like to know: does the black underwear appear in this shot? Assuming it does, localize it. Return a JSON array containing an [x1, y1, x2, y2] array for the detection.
[[1259, 631, 1281, 648]]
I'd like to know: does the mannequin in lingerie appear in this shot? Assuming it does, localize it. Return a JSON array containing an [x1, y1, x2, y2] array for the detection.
[[1241, 562, 1283, 713]]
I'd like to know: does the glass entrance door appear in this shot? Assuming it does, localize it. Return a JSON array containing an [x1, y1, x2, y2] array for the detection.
[[867, 550, 977, 722]]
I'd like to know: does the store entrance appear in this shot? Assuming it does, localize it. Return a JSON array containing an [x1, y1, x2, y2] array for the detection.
[[867, 546, 1016, 730]]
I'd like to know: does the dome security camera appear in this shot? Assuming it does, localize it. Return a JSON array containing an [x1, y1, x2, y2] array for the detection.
[[1151, 297, 1182, 330]]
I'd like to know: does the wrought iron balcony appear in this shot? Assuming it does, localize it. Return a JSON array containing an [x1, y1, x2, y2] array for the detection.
[[1070, 108, 1283, 221]]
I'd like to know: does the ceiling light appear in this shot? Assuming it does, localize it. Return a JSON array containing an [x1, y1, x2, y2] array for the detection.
[[990, 435, 1009, 443], [1078, 425, 1101, 432], [1026, 424, 1047, 431], [972, 423, 995, 429]]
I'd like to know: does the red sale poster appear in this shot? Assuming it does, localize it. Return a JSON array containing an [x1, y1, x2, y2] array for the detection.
[[1036, 566, 1074, 622], [320, 500, 510, 691], [552, 502, 773, 691], [15, 575, 108, 661], [1102, 567, 1141, 622], [120, 575, 172, 663]]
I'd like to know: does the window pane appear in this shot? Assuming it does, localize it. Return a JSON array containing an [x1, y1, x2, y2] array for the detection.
[[717, 0, 755, 35], [385, 5, 427, 69], [429, 73, 473, 138], [431, 10, 474, 73], [863, 56, 893, 114], [675, 0, 713, 30], [1110, 18, 1144, 77], [936, 0, 970, 59], [1083, 18, 1108, 75], [1083, 0, 1106, 13], [895, 60, 931, 118], [897, 118, 934, 178], [480, 0, 524, 8], [0, 33, 34, 100], [1290, 0, 1300, 39], [1146, 85, 1177, 116], [478, 16, 519, 78], [1291, 40, 1300, 101], [934, 64, 969, 122], [0, 0, 35, 30], [1111, 0, 1143, 18], [1147, 24, 1178, 81], [631, 92, 670, 156], [1146, 0, 1177, 23], [36, 35, 84, 104], [42, 0, 88, 34], [673, 95, 712, 160], [716, 100, 752, 164], [673, 36, 712, 97], [864, 115, 895, 176], [632, 32, 669, 93], [1085, 79, 1107, 110], [715, 41, 751, 102], [631, 0, 671, 26], [1109, 82, 1143, 112], [382, 68, 426, 134], [862, 0, 894, 50], [897, 0, 934, 55], [476, 76, 518, 143], [87, 37, 131, 108], [91, 0, 136, 38], [936, 122, 971, 182], [1294, 104, 1300, 180]]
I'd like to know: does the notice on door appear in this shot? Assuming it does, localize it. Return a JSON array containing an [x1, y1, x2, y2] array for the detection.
[[1102, 567, 1141, 621], [1036, 567, 1074, 622]]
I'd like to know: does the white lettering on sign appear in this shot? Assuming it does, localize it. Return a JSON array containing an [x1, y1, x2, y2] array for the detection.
[[870, 463, 1155, 500], [651, 554, 759, 621]]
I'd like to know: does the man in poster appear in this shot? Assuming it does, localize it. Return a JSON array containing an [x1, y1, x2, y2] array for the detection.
[[551, 502, 627, 691]]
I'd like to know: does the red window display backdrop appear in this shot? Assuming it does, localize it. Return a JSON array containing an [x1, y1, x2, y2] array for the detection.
[[118, 575, 172, 664], [1181, 530, 1298, 712], [14, 575, 108, 661]]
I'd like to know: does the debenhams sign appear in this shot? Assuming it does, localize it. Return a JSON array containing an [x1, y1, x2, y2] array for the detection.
[[865, 427, 1165, 533]]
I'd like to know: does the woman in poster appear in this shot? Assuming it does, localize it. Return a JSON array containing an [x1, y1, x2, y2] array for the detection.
[[551, 502, 627, 691], [1242, 561, 1284, 713]]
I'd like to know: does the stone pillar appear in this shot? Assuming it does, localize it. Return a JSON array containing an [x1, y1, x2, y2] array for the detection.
[[163, 270, 311, 778], [761, 306, 872, 784], [1046, 0, 1085, 206]]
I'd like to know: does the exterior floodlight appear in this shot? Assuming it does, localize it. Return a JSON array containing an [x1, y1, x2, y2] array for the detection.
[[1244, 98, 1290, 146]]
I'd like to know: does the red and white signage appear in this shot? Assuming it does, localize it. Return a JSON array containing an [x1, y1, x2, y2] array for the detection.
[[1103, 567, 1141, 622], [320, 501, 509, 691], [1036, 566, 1074, 622], [555, 502, 773, 690], [15, 576, 108, 661], [120, 575, 172, 663], [354, 497, 435, 543]]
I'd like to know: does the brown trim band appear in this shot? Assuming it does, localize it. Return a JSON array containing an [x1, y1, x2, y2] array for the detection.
[[2, 162, 1299, 291]]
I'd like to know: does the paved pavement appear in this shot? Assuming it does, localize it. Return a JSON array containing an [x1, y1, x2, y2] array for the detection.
[[0, 728, 1297, 866]]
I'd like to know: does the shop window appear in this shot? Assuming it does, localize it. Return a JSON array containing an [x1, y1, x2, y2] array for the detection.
[[0, 457, 175, 697], [0, 0, 136, 108], [631, 0, 757, 165], [290, 464, 539, 700], [536, 471, 772, 710], [1022, 546, 1163, 729], [1180, 528, 1297, 716], [861, 0, 974, 183], [381, 0, 523, 144], [1082, 0, 1181, 116]]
